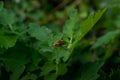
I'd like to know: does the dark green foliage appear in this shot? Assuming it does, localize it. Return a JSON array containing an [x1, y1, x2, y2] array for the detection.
[[0, 0, 120, 80]]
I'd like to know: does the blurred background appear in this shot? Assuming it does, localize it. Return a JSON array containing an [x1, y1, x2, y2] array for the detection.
[[1, 0, 120, 32]]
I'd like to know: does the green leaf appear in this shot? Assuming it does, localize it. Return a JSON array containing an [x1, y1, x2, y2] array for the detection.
[[28, 23, 53, 42], [41, 61, 57, 80], [42, 63, 67, 80], [63, 9, 79, 38], [92, 30, 120, 49], [0, 29, 18, 49], [76, 8, 106, 42], [52, 48, 70, 61], [41, 61, 56, 76], [57, 63, 67, 75], [41, 61, 67, 80], [0, 9, 16, 25], [79, 61, 104, 80], [41, 61, 56, 80], [68, 8, 106, 59]]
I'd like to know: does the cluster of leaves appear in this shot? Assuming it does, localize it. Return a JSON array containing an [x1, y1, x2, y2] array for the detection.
[[0, 0, 120, 80]]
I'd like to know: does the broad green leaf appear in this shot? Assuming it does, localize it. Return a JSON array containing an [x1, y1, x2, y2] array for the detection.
[[68, 8, 106, 59], [57, 63, 67, 75], [63, 9, 79, 38], [41, 61, 67, 80], [0, 30, 18, 49], [41, 61, 56, 76], [92, 30, 120, 49], [33, 41, 53, 53], [76, 8, 106, 42], [79, 61, 104, 80], [43, 63, 67, 80], [41, 61, 57, 80], [41, 62, 57, 80], [0, 9, 16, 25], [28, 23, 53, 42], [52, 48, 69, 61]]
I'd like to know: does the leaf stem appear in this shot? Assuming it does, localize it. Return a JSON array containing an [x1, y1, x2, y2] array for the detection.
[[8, 24, 14, 32]]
